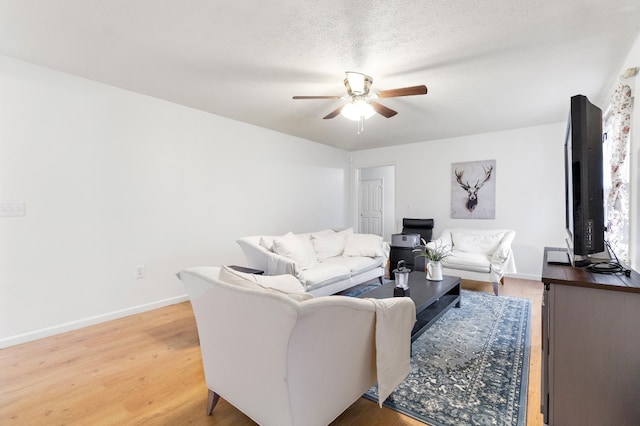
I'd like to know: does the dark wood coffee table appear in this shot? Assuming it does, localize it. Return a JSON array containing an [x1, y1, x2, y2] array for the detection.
[[359, 272, 462, 342]]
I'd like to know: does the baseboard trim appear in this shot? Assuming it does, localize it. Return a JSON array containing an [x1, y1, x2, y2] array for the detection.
[[0, 294, 189, 349]]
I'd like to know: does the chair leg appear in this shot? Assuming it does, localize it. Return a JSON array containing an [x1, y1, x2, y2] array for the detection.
[[492, 281, 499, 296], [207, 389, 220, 415]]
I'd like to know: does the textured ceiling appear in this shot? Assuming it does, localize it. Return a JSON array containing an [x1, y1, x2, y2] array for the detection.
[[0, 0, 639, 151]]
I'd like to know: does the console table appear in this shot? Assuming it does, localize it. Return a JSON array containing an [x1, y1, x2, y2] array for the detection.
[[541, 247, 640, 425]]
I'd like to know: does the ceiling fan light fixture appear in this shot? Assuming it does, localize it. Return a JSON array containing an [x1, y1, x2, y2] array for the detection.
[[340, 99, 375, 121], [344, 71, 372, 95], [292, 71, 426, 132]]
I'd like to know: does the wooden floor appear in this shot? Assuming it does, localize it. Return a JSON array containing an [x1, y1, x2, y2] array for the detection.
[[0, 278, 543, 425]]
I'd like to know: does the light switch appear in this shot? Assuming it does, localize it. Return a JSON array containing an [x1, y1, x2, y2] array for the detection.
[[0, 201, 25, 217]]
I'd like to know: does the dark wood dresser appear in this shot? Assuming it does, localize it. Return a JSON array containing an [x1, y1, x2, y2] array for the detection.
[[541, 247, 640, 425]]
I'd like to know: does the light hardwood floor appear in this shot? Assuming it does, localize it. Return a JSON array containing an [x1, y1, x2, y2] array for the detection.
[[0, 278, 543, 425]]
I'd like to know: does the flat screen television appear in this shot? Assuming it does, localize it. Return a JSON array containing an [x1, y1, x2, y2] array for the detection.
[[565, 94, 606, 266]]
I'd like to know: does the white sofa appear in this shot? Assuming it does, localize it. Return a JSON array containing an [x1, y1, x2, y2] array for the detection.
[[429, 228, 516, 295], [236, 229, 388, 296], [178, 266, 416, 426]]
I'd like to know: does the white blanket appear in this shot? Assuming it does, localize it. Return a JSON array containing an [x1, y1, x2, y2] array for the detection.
[[367, 297, 416, 406]]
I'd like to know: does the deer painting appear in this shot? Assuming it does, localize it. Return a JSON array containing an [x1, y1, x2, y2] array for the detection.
[[454, 165, 493, 212]]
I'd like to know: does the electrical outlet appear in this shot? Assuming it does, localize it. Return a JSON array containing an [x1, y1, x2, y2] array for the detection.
[[135, 265, 145, 279]]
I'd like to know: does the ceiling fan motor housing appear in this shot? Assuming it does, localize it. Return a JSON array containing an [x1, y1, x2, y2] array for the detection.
[[344, 71, 373, 96]]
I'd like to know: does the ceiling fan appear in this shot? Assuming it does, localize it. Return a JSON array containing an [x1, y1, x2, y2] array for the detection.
[[292, 71, 427, 131]]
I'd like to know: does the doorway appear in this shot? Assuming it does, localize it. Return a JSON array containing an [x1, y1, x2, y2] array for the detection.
[[357, 165, 395, 241]]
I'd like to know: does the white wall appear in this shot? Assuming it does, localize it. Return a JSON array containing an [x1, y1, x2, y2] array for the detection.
[[4, 32, 638, 347], [351, 123, 567, 280], [0, 55, 350, 347]]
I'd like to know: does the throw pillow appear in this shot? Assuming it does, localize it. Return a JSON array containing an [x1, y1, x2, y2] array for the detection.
[[254, 274, 308, 295], [296, 234, 318, 265], [452, 231, 505, 254], [312, 232, 347, 260], [343, 233, 384, 257], [336, 227, 354, 235], [259, 236, 275, 252], [272, 232, 317, 270], [219, 266, 313, 301], [310, 229, 335, 238], [285, 293, 314, 302], [218, 266, 262, 289]]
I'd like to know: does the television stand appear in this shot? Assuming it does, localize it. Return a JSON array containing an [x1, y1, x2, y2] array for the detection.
[[541, 247, 640, 425]]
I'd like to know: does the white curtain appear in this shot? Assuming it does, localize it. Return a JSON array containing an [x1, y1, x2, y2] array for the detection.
[[604, 83, 632, 261]]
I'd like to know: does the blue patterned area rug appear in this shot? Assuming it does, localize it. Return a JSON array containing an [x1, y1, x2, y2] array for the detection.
[[363, 290, 531, 426], [337, 282, 383, 297]]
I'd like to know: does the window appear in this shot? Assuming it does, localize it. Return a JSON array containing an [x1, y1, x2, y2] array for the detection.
[[603, 84, 632, 262]]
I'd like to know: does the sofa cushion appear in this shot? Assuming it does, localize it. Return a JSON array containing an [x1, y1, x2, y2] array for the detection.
[[442, 251, 491, 273], [272, 232, 317, 270], [312, 232, 347, 260], [219, 266, 313, 301], [451, 231, 506, 255], [298, 263, 351, 292], [343, 233, 384, 258], [322, 255, 381, 275]]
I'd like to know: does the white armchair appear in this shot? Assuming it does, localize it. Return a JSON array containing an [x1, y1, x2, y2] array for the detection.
[[429, 229, 516, 295], [177, 266, 415, 426]]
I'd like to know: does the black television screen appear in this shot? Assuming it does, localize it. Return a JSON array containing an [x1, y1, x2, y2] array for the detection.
[[565, 94, 605, 266]]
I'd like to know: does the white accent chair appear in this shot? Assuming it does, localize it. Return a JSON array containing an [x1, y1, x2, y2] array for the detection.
[[428, 229, 516, 295], [177, 266, 415, 426]]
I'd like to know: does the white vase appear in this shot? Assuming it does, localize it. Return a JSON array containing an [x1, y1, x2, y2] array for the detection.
[[426, 260, 443, 281]]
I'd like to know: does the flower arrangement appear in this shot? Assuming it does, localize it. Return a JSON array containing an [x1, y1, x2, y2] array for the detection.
[[413, 238, 450, 262]]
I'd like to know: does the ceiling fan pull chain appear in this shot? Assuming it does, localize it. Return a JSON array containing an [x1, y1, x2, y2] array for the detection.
[[358, 115, 365, 134]]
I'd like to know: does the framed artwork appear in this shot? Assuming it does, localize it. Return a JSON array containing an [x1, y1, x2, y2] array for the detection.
[[451, 159, 496, 219]]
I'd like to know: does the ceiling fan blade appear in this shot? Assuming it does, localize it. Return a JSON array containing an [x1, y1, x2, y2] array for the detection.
[[292, 95, 342, 100], [377, 85, 428, 98], [323, 105, 344, 119], [370, 101, 398, 118]]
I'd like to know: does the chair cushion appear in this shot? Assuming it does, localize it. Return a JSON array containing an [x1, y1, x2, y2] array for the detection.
[[442, 251, 491, 273]]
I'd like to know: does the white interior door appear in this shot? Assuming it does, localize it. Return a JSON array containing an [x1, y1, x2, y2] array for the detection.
[[359, 178, 383, 236]]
